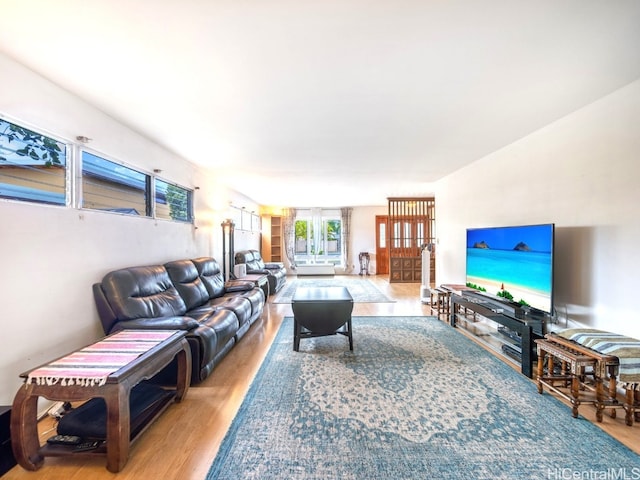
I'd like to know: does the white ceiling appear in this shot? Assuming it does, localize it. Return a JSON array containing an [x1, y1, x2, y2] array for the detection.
[[1, 1, 640, 207]]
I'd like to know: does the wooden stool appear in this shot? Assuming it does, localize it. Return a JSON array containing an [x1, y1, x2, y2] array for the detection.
[[535, 339, 599, 418], [428, 288, 450, 318], [545, 334, 626, 423]]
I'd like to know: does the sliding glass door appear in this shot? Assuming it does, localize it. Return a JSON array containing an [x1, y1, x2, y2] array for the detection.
[[294, 209, 342, 265]]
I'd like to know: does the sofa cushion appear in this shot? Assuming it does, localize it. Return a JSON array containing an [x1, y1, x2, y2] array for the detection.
[[224, 287, 265, 320], [191, 257, 225, 298], [100, 265, 187, 321], [194, 309, 238, 354], [204, 296, 253, 328], [164, 259, 210, 310]]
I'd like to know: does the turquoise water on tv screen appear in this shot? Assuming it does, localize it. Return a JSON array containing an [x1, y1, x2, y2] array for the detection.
[[466, 248, 552, 294]]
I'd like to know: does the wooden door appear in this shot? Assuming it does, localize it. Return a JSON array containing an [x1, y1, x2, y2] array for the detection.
[[375, 215, 389, 275]]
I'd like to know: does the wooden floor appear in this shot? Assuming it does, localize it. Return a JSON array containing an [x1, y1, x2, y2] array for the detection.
[[5, 277, 639, 479]]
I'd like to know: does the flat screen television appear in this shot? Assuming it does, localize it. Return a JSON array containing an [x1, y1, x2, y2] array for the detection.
[[465, 223, 555, 315]]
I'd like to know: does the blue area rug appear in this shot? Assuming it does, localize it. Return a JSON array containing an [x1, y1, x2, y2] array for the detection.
[[207, 317, 640, 479]]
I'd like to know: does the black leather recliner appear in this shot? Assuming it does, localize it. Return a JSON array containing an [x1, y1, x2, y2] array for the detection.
[[234, 249, 287, 294], [93, 257, 265, 384]]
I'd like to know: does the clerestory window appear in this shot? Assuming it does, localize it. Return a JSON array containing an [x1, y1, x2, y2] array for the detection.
[[0, 118, 67, 205], [155, 179, 193, 223], [81, 151, 151, 216]]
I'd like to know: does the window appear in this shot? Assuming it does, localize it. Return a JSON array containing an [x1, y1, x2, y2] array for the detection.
[[82, 151, 150, 216], [1, 118, 194, 223], [294, 210, 342, 265], [0, 118, 67, 205], [155, 179, 193, 222], [226, 205, 260, 231], [251, 213, 261, 232]]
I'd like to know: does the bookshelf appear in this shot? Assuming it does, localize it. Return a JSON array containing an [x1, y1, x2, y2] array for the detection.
[[261, 215, 282, 262]]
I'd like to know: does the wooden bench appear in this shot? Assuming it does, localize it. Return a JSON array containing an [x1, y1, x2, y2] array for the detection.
[[544, 332, 638, 424], [538, 333, 640, 426]]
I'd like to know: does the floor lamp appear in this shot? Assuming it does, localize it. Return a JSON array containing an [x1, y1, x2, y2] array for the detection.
[[221, 219, 235, 281]]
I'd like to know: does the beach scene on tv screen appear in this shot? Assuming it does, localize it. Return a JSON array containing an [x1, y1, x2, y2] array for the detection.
[[466, 224, 553, 313]]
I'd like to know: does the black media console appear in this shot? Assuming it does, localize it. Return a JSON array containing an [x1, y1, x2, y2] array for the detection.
[[449, 291, 545, 378]]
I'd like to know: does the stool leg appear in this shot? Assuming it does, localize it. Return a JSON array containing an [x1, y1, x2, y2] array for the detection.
[[546, 354, 555, 386], [537, 348, 546, 394], [595, 376, 605, 422], [625, 387, 635, 426], [570, 375, 580, 418], [609, 369, 618, 419]]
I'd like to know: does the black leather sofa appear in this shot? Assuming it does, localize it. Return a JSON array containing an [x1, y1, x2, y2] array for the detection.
[[93, 257, 265, 384], [234, 249, 287, 294]]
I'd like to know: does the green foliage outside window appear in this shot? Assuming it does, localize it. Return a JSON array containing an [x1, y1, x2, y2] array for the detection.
[[0, 121, 64, 166], [165, 183, 192, 222]]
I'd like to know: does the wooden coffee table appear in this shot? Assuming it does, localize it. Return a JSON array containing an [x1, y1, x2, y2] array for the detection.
[[11, 330, 191, 473], [291, 286, 354, 351]]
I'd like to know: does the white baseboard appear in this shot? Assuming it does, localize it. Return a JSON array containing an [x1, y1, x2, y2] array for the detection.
[[296, 264, 335, 276]]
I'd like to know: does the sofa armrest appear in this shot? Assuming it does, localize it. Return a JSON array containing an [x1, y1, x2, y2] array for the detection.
[[110, 316, 200, 333], [264, 262, 285, 270], [246, 268, 270, 275], [225, 280, 255, 292]]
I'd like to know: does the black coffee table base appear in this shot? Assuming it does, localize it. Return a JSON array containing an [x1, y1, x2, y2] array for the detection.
[[291, 287, 354, 351]]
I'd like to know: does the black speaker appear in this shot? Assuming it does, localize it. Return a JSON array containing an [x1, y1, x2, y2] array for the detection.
[[0, 406, 17, 476]]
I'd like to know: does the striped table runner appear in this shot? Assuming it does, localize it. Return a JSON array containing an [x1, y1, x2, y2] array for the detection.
[[557, 328, 640, 384], [26, 330, 177, 387]]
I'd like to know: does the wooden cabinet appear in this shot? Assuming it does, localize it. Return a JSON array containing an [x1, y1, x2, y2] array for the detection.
[[389, 257, 422, 282], [387, 197, 435, 283], [261, 215, 282, 262]]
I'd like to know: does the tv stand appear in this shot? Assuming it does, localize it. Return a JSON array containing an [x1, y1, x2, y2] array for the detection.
[[462, 290, 526, 319], [450, 292, 544, 377]]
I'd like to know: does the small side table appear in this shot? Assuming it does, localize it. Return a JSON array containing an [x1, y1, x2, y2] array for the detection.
[[242, 273, 269, 298], [11, 330, 191, 473]]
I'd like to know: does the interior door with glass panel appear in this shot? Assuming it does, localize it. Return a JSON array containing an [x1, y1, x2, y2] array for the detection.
[[375, 215, 389, 275]]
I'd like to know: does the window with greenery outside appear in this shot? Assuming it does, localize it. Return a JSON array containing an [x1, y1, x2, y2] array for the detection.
[[155, 179, 193, 222], [0, 118, 67, 205], [294, 216, 341, 265]]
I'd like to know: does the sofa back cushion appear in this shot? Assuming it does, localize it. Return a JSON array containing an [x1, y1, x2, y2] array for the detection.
[[164, 259, 210, 310], [191, 257, 226, 298], [235, 250, 265, 271], [100, 265, 187, 321]]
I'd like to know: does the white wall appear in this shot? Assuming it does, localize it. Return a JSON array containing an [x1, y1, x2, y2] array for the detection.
[[0, 53, 260, 405], [435, 79, 640, 338], [349, 206, 386, 275]]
